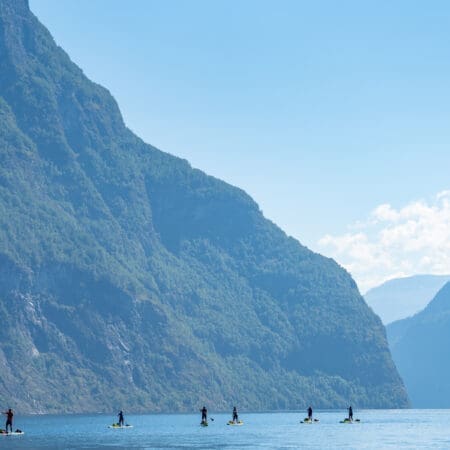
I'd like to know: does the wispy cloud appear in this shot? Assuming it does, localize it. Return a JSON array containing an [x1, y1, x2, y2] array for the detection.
[[318, 191, 450, 293]]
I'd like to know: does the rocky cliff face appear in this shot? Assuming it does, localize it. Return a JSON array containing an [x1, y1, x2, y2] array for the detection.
[[0, 0, 408, 413]]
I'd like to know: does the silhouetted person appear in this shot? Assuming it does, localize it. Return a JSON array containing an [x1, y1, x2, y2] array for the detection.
[[200, 406, 207, 423], [348, 406, 353, 421], [3, 409, 13, 433], [118, 410, 124, 427], [307, 406, 313, 420], [232, 406, 238, 423]]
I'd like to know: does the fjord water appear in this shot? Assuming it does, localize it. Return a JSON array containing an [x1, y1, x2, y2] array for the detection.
[[4, 410, 450, 449]]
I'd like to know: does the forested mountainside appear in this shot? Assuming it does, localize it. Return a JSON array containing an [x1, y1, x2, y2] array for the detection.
[[388, 282, 450, 407], [0, 0, 408, 412]]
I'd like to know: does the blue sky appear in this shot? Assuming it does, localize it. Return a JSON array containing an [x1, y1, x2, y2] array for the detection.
[[30, 0, 450, 291]]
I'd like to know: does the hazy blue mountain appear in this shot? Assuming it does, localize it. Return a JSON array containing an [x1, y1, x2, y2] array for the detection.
[[364, 275, 450, 324], [0, 0, 408, 413], [387, 282, 450, 407]]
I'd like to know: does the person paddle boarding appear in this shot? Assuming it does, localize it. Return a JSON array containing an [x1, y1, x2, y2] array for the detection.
[[232, 406, 239, 423], [3, 409, 13, 433], [348, 406, 353, 422], [118, 410, 124, 427], [307, 406, 313, 421], [200, 406, 207, 424]]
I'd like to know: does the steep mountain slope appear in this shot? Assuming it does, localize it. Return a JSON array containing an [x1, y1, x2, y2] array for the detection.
[[364, 275, 450, 324], [0, 0, 408, 412], [387, 282, 450, 407]]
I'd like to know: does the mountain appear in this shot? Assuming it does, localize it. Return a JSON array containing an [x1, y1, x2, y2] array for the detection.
[[364, 275, 450, 324], [0, 0, 408, 413], [387, 282, 450, 407]]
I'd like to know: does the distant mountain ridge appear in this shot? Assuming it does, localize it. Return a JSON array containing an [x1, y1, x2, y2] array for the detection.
[[0, 0, 408, 412], [364, 275, 450, 324], [387, 282, 450, 407]]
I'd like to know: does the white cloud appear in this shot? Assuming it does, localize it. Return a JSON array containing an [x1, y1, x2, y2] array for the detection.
[[318, 191, 450, 293], [372, 203, 400, 222]]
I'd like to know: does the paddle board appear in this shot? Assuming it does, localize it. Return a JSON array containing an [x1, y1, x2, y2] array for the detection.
[[340, 419, 360, 424], [227, 420, 244, 426], [301, 418, 319, 424]]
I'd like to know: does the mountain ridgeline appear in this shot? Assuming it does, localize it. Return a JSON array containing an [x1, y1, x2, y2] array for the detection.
[[365, 275, 450, 324], [387, 282, 450, 407], [0, 0, 408, 412]]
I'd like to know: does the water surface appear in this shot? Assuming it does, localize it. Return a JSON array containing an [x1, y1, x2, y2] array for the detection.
[[2, 410, 450, 449]]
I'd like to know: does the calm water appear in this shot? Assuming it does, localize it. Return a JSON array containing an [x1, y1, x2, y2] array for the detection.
[[2, 410, 450, 449]]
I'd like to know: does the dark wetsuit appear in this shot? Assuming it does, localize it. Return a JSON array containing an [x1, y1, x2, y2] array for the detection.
[[118, 411, 124, 426], [232, 407, 238, 422], [307, 407, 313, 420], [348, 407, 353, 421], [201, 407, 207, 422], [4, 410, 13, 433]]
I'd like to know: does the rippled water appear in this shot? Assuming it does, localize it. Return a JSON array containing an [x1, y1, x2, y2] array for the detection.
[[2, 410, 450, 449]]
